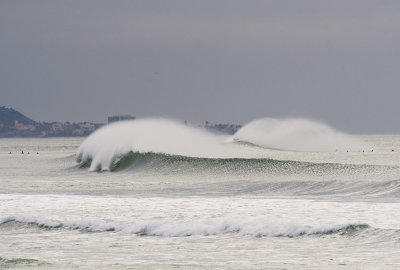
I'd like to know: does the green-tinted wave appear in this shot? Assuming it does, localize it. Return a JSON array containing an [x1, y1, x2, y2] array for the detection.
[[0, 256, 50, 268], [75, 151, 400, 199], [108, 151, 369, 175], [110, 151, 305, 172]]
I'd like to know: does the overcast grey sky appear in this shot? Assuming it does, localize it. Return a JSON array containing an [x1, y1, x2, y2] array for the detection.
[[1, 0, 400, 133]]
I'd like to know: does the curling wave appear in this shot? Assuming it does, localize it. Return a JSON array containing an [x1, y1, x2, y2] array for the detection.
[[76, 118, 364, 171], [76, 118, 247, 171], [102, 151, 367, 176], [91, 151, 400, 198], [0, 216, 371, 238]]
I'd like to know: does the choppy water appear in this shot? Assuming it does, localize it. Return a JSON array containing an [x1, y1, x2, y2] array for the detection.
[[1, 122, 400, 269]]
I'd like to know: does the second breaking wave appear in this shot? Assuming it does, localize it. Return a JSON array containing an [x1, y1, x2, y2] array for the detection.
[[0, 216, 372, 238], [76, 118, 365, 171]]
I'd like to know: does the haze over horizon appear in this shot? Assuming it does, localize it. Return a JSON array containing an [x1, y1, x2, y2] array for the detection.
[[1, 1, 400, 133]]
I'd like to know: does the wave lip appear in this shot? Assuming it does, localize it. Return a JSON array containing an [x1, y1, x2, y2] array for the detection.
[[76, 118, 242, 171], [76, 117, 367, 171], [0, 216, 369, 238]]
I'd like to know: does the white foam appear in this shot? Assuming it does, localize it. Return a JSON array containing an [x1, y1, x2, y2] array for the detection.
[[76, 117, 366, 171], [1, 216, 367, 237], [234, 118, 361, 152], [77, 119, 235, 171]]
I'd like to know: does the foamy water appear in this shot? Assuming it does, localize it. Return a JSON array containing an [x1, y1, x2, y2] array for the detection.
[[234, 118, 362, 151], [77, 118, 372, 171], [1, 119, 400, 269]]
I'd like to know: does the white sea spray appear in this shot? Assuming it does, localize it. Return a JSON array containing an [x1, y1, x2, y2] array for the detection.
[[234, 118, 362, 152]]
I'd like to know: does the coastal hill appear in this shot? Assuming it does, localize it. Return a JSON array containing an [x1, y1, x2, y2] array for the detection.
[[0, 106, 101, 137], [0, 106, 37, 127]]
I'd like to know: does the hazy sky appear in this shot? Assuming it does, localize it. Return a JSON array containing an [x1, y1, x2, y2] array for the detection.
[[1, 1, 400, 133]]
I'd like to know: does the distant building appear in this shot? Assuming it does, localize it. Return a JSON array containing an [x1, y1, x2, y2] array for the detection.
[[14, 120, 36, 132], [108, 115, 136, 124], [205, 122, 242, 135]]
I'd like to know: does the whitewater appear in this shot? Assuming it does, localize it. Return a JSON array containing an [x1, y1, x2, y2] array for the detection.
[[1, 118, 400, 269]]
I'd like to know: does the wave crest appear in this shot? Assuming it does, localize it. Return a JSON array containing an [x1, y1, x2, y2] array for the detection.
[[234, 118, 361, 152], [76, 117, 365, 171], [76, 119, 235, 171], [0, 216, 369, 238]]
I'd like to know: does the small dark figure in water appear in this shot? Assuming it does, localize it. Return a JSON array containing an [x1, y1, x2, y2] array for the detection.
[[392, 149, 395, 152], [21, 151, 24, 154], [9, 152, 11, 154], [37, 152, 39, 155], [371, 150, 373, 152]]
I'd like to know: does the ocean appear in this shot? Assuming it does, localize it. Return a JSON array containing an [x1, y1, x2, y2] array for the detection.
[[1, 118, 400, 269]]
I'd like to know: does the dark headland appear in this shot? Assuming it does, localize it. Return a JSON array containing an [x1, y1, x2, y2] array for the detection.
[[0, 106, 102, 137]]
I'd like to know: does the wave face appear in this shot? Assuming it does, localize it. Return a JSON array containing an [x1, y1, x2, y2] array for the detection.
[[76, 118, 364, 171], [102, 151, 400, 198], [0, 216, 370, 238], [77, 118, 242, 171], [234, 118, 360, 152]]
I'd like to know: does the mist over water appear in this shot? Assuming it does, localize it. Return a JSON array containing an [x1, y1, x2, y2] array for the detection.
[[234, 118, 361, 152], [76, 118, 245, 171], [77, 117, 364, 171]]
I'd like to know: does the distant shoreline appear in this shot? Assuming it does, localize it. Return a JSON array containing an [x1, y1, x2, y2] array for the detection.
[[0, 106, 241, 138]]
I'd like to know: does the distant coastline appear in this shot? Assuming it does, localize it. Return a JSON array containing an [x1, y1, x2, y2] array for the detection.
[[0, 106, 241, 137], [0, 106, 104, 137]]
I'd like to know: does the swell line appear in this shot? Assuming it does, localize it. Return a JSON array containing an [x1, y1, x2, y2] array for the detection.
[[0, 216, 371, 238]]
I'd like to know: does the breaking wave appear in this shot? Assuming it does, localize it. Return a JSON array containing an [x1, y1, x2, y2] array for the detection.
[[109, 151, 302, 172], [75, 151, 400, 198], [234, 118, 360, 152], [105, 151, 374, 177], [0, 256, 48, 268], [0, 216, 370, 238], [76, 118, 364, 171], [76, 118, 247, 171]]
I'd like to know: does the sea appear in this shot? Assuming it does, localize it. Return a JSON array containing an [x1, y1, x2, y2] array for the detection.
[[0, 118, 399, 269]]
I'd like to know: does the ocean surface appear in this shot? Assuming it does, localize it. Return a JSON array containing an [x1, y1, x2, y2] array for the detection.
[[1, 119, 400, 269]]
